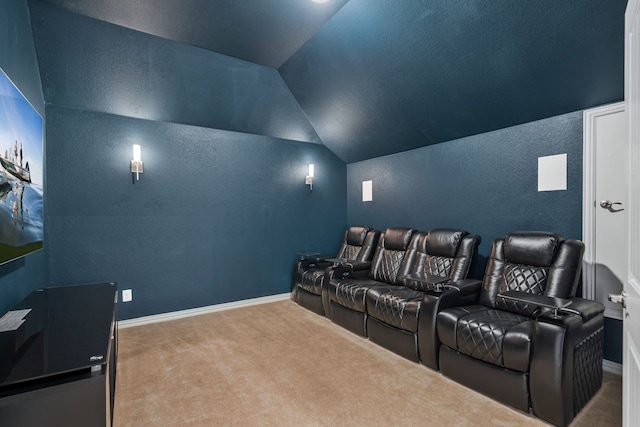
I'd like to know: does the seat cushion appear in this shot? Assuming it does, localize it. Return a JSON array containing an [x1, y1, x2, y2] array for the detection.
[[438, 306, 533, 372], [367, 288, 423, 333], [330, 279, 386, 312], [297, 269, 325, 296]]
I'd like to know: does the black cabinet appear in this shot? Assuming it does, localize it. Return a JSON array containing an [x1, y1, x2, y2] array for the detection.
[[0, 282, 117, 427]]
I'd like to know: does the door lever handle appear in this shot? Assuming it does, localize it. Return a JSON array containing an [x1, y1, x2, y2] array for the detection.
[[600, 200, 624, 212], [608, 291, 627, 309]]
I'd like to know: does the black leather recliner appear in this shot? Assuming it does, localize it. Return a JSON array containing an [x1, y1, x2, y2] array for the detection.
[[293, 226, 380, 317], [437, 232, 603, 427], [327, 227, 417, 336], [365, 229, 480, 363]]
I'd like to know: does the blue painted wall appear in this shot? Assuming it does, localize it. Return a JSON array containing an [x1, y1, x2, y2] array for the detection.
[[45, 106, 345, 319], [0, 0, 47, 314], [347, 111, 622, 362], [604, 318, 623, 364], [348, 111, 583, 277], [26, 1, 347, 320]]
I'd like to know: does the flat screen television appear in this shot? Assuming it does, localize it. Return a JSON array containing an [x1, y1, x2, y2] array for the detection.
[[0, 67, 43, 265]]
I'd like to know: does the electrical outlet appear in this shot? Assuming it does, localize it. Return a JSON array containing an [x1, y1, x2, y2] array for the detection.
[[122, 289, 133, 303]]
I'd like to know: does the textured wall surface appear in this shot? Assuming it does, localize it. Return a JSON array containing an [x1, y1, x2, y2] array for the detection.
[[0, 0, 47, 315], [347, 110, 622, 362], [348, 111, 583, 276], [45, 106, 346, 319], [28, 2, 347, 320]]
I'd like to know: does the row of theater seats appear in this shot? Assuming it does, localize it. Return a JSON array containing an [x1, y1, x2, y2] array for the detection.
[[291, 226, 605, 427]]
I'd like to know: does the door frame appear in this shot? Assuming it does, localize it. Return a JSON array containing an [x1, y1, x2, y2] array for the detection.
[[583, 101, 626, 321], [625, 0, 640, 423]]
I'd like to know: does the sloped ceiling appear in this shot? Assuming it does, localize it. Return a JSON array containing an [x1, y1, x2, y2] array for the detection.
[[281, 0, 628, 162], [32, 0, 627, 163], [29, 0, 324, 144], [34, 0, 350, 69]]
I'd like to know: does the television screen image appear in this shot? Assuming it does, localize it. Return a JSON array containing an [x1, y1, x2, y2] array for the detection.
[[0, 68, 43, 265]]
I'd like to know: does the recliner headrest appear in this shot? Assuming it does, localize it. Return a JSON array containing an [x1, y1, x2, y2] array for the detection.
[[346, 226, 371, 246], [504, 231, 563, 267], [383, 228, 416, 251], [425, 229, 467, 258]]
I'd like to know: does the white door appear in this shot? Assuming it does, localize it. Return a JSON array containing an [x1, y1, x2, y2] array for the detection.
[[623, 0, 640, 425], [583, 103, 627, 322]]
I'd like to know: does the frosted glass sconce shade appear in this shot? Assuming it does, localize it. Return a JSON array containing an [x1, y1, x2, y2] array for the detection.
[[131, 144, 143, 181], [305, 163, 314, 191]]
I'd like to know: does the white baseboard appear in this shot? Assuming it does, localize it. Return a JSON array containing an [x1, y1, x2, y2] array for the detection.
[[602, 359, 622, 376], [118, 293, 291, 329]]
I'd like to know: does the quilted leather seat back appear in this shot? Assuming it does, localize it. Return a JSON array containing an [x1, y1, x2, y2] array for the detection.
[[369, 228, 417, 284], [334, 227, 381, 262], [423, 229, 462, 279], [429, 229, 480, 282], [399, 229, 479, 290], [341, 245, 360, 260], [336, 226, 371, 260], [479, 232, 584, 317], [496, 262, 550, 316]]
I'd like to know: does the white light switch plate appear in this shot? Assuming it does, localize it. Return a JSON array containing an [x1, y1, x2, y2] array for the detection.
[[122, 289, 132, 302]]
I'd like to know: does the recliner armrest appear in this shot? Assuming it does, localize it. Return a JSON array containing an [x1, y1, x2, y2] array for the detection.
[[331, 264, 355, 279], [537, 297, 605, 324], [345, 261, 371, 271], [498, 290, 580, 315], [498, 291, 605, 323], [298, 258, 333, 269], [448, 279, 482, 297], [313, 254, 336, 262], [569, 297, 605, 322], [323, 258, 370, 270]]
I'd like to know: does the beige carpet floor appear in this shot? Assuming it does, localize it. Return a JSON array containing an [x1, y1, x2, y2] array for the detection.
[[113, 300, 622, 426]]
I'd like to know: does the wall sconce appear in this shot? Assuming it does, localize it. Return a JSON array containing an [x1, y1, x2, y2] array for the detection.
[[131, 144, 143, 181], [305, 164, 314, 191]]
